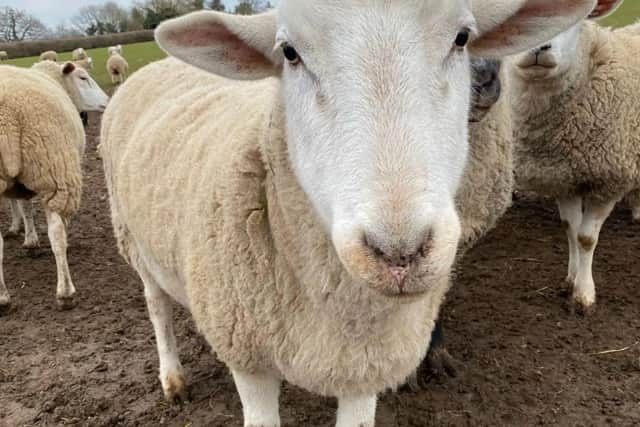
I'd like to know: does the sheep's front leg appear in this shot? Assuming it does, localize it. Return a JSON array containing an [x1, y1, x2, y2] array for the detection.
[[45, 210, 76, 310], [557, 196, 583, 287], [336, 395, 377, 427], [7, 199, 22, 236], [572, 199, 616, 314], [232, 370, 281, 427], [16, 200, 39, 248], [141, 272, 186, 403], [0, 230, 9, 312]]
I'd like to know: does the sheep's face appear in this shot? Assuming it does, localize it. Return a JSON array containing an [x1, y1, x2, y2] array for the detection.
[[512, 0, 624, 81], [469, 58, 501, 123], [156, 0, 598, 297], [61, 63, 109, 113], [512, 24, 582, 80]]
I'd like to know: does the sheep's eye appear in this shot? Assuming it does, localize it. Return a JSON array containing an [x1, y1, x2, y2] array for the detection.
[[80, 77, 88, 81], [282, 43, 300, 65], [455, 30, 470, 48]]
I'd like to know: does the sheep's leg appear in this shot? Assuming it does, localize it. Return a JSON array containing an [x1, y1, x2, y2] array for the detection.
[[336, 395, 377, 427], [7, 199, 22, 236], [572, 199, 616, 313], [627, 189, 640, 222], [141, 269, 186, 403], [557, 196, 583, 287], [0, 230, 9, 311], [17, 200, 39, 248], [45, 209, 76, 310], [232, 369, 281, 427]]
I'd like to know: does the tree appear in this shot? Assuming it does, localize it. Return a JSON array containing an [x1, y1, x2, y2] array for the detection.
[[0, 7, 49, 42], [72, 2, 129, 35], [208, 0, 225, 11], [234, 0, 269, 15], [191, 0, 205, 10]]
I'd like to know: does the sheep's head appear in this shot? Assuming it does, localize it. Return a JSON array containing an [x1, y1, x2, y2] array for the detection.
[[156, 0, 597, 298], [512, 0, 623, 81], [470, 58, 502, 123], [60, 62, 109, 113]]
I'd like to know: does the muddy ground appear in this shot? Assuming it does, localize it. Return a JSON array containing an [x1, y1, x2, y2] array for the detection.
[[1, 117, 639, 427]]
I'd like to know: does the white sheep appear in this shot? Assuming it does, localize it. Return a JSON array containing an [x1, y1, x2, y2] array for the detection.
[[507, 0, 639, 313], [107, 44, 123, 56], [101, 3, 598, 425], [39, 50, 57, 62], [73, 56, 94, 72], [71, 47, 87, 61], [5, 199, 39, 249], [106, 53, 128, 84], [0, 61, 108, 312], [0, 51, 8, 61]]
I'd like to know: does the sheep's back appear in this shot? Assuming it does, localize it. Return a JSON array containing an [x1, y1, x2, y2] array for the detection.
[[0, 66, 83, 216]]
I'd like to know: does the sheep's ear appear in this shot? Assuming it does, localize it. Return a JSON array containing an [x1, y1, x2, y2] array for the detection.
[[470, 0, 597, 57], [62, 62, 76, 75], [588, 0, 624, 19], [155, 10, 280, 80]]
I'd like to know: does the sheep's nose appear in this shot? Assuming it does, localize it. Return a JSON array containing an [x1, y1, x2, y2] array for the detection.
[[365, 232, 431, 284], [534, 44, 552, 54]]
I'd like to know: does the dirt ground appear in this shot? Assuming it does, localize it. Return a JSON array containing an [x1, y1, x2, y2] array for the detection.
[[1, 116, 639, 427]]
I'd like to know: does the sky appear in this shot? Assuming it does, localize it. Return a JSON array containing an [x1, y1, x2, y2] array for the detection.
[[2, 0, 246, 27]]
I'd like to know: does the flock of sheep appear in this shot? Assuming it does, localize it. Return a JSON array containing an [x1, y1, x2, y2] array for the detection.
[[1, 0, 638, 426]]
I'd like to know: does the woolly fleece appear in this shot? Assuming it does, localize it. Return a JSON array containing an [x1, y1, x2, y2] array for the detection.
[[101, 58, 449, 398]]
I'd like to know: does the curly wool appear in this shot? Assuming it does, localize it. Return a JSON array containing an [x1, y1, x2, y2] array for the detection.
[[457, 83, 513, 255], [101, 58, 448, 398], [510, 21, 640, 203], [0, 65, 83, 217]]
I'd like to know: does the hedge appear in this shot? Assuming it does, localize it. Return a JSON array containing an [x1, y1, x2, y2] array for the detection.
[[0, 30, 155, 59]]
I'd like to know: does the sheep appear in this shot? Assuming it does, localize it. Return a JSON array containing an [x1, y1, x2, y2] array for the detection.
[[415, 58, 514, 385], [71, 47, 87, 61], [39, 50, 57, 62], [5, 199, 39, 249], [0, 51, 8, 61], [507, 0, 639, 314], [101, 3, 598, 425], [106, 53, 128, 84], [73, 56, 93, 72], [0, 61, 108, 312], [625, 189, 640, 221], [107, 44, 123, 56]]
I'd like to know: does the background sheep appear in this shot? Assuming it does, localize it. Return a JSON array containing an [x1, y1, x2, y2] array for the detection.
[[415, 58, 515, 385], [0, 51, 7, 61], [73, 56, 94, 72], [101, 2, 597, 425], [107, 45, 123, 56], [71, 47, 87, 61], [106, 53, 128, 84], [5, 199, 39, 249], [0, 61, 108, 312], [39, 50, 57, 62], [507, 0, 639, 313]]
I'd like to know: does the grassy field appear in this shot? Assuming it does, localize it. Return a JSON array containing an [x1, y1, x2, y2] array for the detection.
[[4, 41, 166, 90], [2, 2, 639, 90], [600, 1, 640, 27]]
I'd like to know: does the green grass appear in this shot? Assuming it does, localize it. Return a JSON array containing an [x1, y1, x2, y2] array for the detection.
[[4, 41, 166, 91], [600, 1, 640, 27]]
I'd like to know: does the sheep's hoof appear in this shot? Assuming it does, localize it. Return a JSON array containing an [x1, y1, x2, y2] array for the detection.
[[404, 346, 458, 392], [0, 298, 11, 316], [23, 239, 40, 249], [567, 297, 596, 317], [162, 372, 188, 404], [56, 296, 77, 311]]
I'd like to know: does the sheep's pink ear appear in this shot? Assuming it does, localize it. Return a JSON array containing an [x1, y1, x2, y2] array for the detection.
[[155, 10, 281, 81], [470, 0, 597, 57], [588, 0, 624, 19], [62, 62, 76, 75]]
